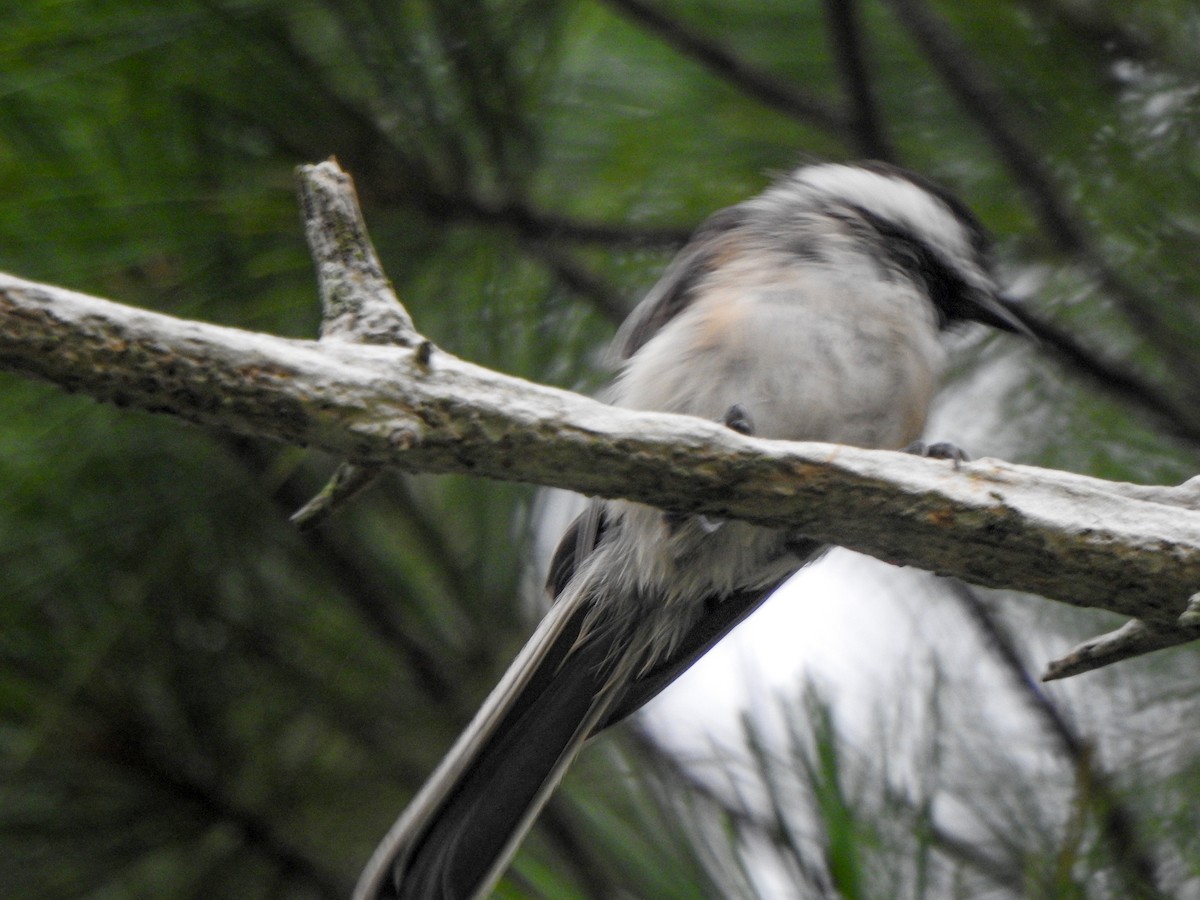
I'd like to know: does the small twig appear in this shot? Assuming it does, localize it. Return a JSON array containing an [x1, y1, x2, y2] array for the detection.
[[297, 159, 417, 346], [822, 0, 896, 160], [293, 159, 423, 521], [597, 0, 850, 135], [1043, 605, 1200, 681], [289, 462, 382, 531]]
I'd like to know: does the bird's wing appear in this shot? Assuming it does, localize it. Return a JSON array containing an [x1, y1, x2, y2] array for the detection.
[[547, 507, 822, 733], [612, 205, 748, 359]]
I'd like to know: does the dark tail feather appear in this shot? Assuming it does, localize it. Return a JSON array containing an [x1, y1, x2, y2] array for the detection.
[[599, 581, 781, 731], [353, 588, 627, 900]]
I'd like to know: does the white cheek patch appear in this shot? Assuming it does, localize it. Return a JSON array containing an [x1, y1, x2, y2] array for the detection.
[[780, 164, 976, 270]]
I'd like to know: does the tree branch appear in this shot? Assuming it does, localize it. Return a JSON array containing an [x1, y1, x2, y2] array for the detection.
[[822, 0, 896, 160], [298, 159, 417, 346], [3, 268, 1199, 622], [880, 0, 1083, 253], [597, 0, 850, 135], [292, 158, 421, 526], [2, 161, 1199, 675], [407, 187, 694, 249], [880, 0, 1200, 389], [1043, 608, 1200, 682], [1005, 303, 1200, 449]]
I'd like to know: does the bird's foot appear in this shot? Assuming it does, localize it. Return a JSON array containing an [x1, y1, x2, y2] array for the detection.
[[905, 440, 970, 469], [664, 405, 753, 534], [722, 403, 754, 436]]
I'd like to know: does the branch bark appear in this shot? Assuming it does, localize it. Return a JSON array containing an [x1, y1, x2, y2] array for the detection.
[[1, 161, 1198, 676]]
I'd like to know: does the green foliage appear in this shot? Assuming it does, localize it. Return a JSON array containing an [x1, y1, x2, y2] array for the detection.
[[2, 0, 1200, 897]]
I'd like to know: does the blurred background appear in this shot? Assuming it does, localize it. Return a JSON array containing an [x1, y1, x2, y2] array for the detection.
[[2, 1, 1199, 897]]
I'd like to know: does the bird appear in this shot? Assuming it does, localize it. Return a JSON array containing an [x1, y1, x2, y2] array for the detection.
[[352, 160, 1027, 900]]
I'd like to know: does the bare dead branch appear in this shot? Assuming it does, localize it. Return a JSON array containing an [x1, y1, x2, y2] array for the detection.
[[1043, 610, 1200, 681], [2, 160, 1199, 677], [294, 159, 423, 522], [3, 264, 1200, 630], [298, 159, 418, 346]]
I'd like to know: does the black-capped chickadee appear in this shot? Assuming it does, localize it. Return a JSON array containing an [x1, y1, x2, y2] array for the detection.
[[354, 161, 1027, 900]]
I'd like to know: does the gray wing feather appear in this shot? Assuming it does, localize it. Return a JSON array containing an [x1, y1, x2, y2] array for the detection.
[[612, 205, 749, 359]]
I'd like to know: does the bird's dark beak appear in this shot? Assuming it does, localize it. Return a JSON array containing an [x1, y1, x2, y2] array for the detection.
[[971, 290, 1036, 340]]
